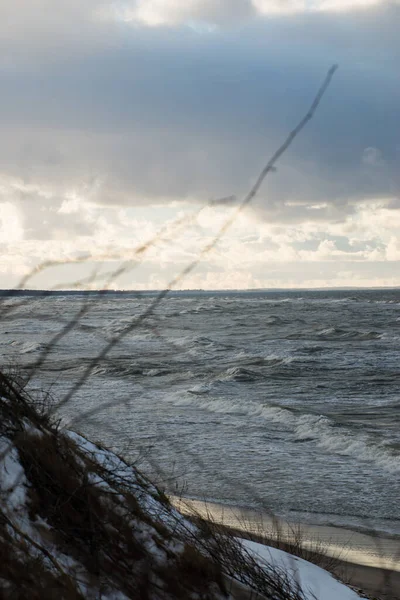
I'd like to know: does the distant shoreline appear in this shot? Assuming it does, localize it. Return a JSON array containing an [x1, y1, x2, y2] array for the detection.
[[1, 287, 400, 296]]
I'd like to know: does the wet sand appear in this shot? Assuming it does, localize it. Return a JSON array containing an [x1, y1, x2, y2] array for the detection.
[[171, 497, 400, 598]]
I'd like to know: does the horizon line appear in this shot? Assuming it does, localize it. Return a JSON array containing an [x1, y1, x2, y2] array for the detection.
[[1, 286, 399, 294]]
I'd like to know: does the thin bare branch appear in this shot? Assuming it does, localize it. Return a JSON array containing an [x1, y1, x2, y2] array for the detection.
[[55, 64, 338, 414]]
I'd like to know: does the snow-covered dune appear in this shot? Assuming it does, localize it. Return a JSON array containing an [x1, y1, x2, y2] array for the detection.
[[0, 373, 367, 599], [240, 540, 367, 600]]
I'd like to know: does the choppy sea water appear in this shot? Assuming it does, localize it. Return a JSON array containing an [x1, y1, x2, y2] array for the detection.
[[1, 289, 400, 537]]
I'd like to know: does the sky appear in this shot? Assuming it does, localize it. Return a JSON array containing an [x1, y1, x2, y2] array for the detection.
[[0, 0, 399, 290]]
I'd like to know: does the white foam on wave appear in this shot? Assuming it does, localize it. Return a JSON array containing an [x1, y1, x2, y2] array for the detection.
[[292, 414, 400, 472], [168, 394, 400, 473], [19, 341, 46, 354], [267, 408, 399, 472], [188, 384, 212, 395], [318, 327, 336, 336], [232, 351, 293, 366], [91, 365, 108, 376], [217, 366, 262, 382], [316, 327, 382, 341]]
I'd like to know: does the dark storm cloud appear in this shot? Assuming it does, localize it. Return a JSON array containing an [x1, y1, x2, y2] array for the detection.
[[0, 2, 399, 226]]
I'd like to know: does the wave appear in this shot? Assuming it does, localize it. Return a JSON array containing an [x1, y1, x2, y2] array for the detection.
[[175, 302, 226, 316], [316, 328, 382, 340], [84, 361, 175, 379], [167, 296, 358, 316], [265, 315, 287, 325], [78, 362, 144, 378], [295, 346, 324, 354], [368, 299, 400, 305], [168, 395, 400, 473], [259, 297, 356, 305], [231, 351, 292, 367], [288, 328, 382, 341], [14, 341, 47, 354], [217, 366, 264, 382], [186, 354, 291, 392], [102, 317, 152, 337], [186, 368, 264, 393], [193, 336, 218, 346], [145, 368, 171, 377], [167, 335, 234, 356], [188, 384, 212, 395]]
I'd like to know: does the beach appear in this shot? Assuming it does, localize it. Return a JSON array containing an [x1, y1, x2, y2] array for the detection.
[[172, 497, 400, 598]]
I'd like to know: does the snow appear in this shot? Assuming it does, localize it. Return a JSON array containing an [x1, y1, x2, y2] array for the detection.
[[67, 429, 194, 534], [239, 539, 367, 600], [0, 423, 370, 600], [66, 432, 370, 600], [0, 441, 27, 512], [101, 593, 130, 600]]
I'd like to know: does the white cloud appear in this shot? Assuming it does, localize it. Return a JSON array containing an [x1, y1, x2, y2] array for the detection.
[[124, 0, 253, 26], [4, 199, 400, 290], [0, 202, 24, 244], [123, 0, 395, 27], [0, 0, 399, 289], [253, 0, 308, 15], [316, 0, 386, 10]]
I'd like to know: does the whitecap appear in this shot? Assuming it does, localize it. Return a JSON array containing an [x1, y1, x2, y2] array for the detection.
[[166, 394, 400, 473], [20, 341, 46, 354]]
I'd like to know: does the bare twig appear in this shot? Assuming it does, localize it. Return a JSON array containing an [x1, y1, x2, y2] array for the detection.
[[54, 64, 338, 414]]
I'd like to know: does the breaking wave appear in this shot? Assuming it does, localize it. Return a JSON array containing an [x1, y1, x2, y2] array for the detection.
[[217, 366, 264, 382], [169, 394, 400, 473], [316, 328, 382, 340], [15, 341, 47, 354], [288, 328, 382, 341]]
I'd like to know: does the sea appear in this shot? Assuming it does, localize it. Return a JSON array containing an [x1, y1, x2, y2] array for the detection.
[[1, 288, 400, 538]]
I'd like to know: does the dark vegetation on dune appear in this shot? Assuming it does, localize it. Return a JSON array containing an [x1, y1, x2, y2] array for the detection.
[[0, 371, 313, 600]]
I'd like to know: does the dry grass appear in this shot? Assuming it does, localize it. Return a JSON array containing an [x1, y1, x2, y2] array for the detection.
[[11, 430, 225, 599], [236, 517, 342, 576], [174, 499, 341, 577], [190, 518, 307, 600], [0, 516, 83, 600], [0, 370, 314, 600]]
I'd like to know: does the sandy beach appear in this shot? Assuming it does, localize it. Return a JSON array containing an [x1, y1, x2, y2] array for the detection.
[[171, 497, 400, 599]]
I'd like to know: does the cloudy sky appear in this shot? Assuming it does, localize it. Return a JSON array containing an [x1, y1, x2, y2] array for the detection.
[[0, 0, 399, 290]]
